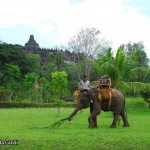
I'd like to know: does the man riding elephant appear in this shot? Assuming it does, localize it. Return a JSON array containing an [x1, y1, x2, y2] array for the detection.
[[68, 75, 129, 128], [78, 75, 92, 92], [73, 75, 92, 103]]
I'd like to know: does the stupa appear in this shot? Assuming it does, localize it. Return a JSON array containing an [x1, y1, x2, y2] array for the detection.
[[25, 35, 39, 49]]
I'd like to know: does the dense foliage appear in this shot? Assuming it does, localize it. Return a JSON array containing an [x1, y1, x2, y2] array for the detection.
[[0, 39, 150, 104]]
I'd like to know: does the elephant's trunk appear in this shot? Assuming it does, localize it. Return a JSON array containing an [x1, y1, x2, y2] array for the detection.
[[68, 104, 83, 121]]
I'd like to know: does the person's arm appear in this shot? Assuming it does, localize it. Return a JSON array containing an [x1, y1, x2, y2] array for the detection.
[[88, 81, 93, 89], [78, 81, 83, 89]]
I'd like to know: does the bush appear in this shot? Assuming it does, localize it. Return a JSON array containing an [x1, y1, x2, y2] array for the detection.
[[126, 98, 149, 111], [0, 101, 75, 108]]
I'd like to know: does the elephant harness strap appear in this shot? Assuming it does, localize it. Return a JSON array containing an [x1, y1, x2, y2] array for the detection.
[[98, 89, 112, 109]]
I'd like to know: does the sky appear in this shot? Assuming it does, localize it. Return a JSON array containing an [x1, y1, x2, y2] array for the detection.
[[0, 0, 150, 58]]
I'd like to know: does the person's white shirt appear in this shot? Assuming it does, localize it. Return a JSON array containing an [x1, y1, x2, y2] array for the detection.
[[78, 80, 91, 90]]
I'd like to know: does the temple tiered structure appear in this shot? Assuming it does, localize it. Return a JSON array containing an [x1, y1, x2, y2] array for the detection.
[[23, 35, 84, 65], [25, 35, 40, 50]]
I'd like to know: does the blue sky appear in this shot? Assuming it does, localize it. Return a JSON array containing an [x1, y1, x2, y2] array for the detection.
[[0, 0, 150, 58], [123, 0, 150, 16]]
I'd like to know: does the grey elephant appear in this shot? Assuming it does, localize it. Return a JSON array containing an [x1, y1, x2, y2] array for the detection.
[[68, 88, 129, 128]]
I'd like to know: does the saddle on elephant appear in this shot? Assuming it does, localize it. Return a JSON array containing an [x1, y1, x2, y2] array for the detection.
[[92, 75, 114, 108]]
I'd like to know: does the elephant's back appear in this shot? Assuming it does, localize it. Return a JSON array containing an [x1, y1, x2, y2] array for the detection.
[[113, 89, 124, 100], [101, 89, 125, 111], [100, 88, 123, 100]]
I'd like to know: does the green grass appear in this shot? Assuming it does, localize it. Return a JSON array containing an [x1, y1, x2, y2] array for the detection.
[[0, 99, 150, 150]]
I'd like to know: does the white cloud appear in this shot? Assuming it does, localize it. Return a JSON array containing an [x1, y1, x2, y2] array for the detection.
[[0, 0, 150, 58], [36, 22, 54, 34]]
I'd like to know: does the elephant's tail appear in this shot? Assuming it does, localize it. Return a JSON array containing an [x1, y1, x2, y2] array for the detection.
[[124, 98, 128, 118]]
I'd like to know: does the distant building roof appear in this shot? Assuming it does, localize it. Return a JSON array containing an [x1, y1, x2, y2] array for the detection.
[[25, 35, 40, 49]]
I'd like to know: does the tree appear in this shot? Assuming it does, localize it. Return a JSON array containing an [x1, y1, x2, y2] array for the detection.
[[63, 63, 79, 92], [124, 42, 150, 104], [22, 73, 37, 102], [96, 44, 150, 106], [68, 27, 110, 77], [5, 64, 21, 101], [125, 42, 150, 83], [0, 43, 41, 85], [126, 41, 149, 68], [96, 45, 130, 91], [26, 53, 41, 74], [51, 71, 69, 117], [0, 44, 27, 74], [41, 53, 65, 81], [38, 77, 51, 103], [51, 71, 69, 100]]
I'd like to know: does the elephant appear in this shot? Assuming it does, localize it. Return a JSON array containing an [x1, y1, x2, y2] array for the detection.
[[67, 88, 129, 128]]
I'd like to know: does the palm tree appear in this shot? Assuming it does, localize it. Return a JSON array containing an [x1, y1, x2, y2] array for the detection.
[[96, 45, 130, 91], [96, 44, 150, 95]]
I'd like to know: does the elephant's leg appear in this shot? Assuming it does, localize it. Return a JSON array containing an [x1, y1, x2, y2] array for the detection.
[[88, 101, 94, 128], [88, 109, 100, 128], [88, 101, 101, 128], [120, 110, 129, 127], [92, 116, 98, 128], [88, 114, 94, 128], [113, 112, 120, 126], [89, 101, 98, 128], [110, 112, 119, 128]]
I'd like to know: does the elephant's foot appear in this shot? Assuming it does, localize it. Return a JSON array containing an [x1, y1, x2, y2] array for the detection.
[[123, 120, 129, 127], [90, 124, 94, 128], [88, 117, 95, 128], [110, 124, 116, 128], [88, 122, 95, 128], [88, 124, 91, 128], [88, 125, 98, 129], [94, 125, 98, 128], [123, 124, 129, 127]]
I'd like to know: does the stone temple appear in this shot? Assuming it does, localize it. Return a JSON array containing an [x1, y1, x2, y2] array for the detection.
[[25, 35, 40, 50], [23, 35, 84, 65]]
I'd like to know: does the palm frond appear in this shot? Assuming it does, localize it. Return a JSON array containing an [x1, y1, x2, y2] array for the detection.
[[128, 82, 150, 94], [49, 118, 68, 129], [115, 81, 131, 93], [34, 117, 68, 129]]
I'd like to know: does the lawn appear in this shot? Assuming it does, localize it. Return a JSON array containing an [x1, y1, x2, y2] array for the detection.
[[0, 99, 150, 150]]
